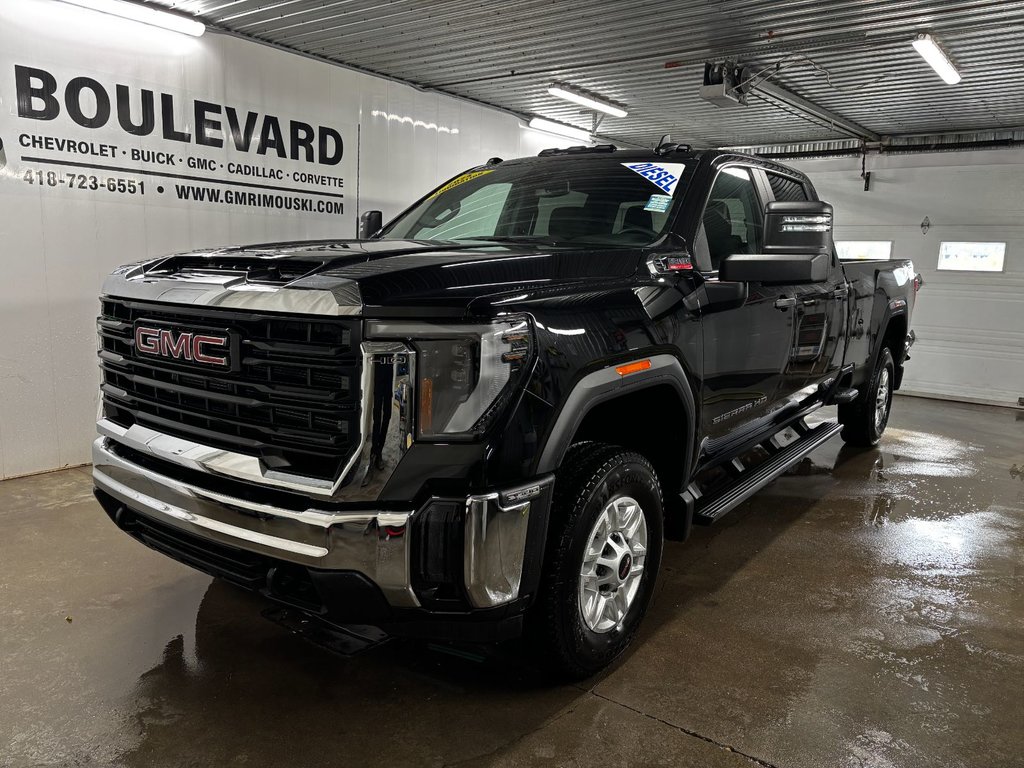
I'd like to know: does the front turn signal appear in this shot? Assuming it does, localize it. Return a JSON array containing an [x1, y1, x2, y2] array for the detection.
[[615, 359, 652, 376]]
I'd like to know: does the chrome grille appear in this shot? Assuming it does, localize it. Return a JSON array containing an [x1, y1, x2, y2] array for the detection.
[[98, 297, 361, 482]]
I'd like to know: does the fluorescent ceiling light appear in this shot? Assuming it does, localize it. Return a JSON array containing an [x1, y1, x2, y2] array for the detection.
[[547, 85, 628, 118], [528, 117, 592, 142], [57, 0, 206, 36], [912, 33, 960, 84]]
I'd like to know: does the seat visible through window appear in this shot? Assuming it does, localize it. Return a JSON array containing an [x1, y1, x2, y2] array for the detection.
[[694, 167, 764, 271], [703, 200, 744, 270], [623, 206, 654, 233], [547, 206, 590, 241]]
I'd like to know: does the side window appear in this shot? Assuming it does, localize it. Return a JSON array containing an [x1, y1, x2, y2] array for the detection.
[[766, 172, 809, 202], [694, 167, 764, 271]]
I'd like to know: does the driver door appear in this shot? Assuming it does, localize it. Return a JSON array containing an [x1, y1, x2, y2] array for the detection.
[[694, 165, 796, 444]]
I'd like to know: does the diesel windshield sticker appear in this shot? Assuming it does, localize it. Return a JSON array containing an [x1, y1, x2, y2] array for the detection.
[[428, 168, 493, 198], [621, 162, 685, 195], [644, 194, 672, 213]]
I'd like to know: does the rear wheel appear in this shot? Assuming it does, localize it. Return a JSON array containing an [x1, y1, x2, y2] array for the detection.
[[529, 442, 664, 680], [840, 346, 895, 447]]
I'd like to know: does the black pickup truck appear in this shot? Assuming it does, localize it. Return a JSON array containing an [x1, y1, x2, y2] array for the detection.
[[93, 146, 917, 678]]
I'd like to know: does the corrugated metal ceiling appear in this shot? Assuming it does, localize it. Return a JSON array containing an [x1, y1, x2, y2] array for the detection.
[[150, 0, 1024, 149]]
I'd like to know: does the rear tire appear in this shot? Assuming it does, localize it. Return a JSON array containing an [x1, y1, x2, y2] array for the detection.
[[839, 346, 895, 447], [528, 442, 664, 680]]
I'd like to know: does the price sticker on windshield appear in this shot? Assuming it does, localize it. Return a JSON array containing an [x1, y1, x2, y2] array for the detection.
[[622, 162, 685, 196], [644, 194, 673, 213]]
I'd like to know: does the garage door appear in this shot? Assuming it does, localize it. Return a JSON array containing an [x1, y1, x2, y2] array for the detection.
[[794, 150, 1024, 408]]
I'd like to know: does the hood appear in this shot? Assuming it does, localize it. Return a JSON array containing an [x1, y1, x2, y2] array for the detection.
[[109, 238, 642, 317]]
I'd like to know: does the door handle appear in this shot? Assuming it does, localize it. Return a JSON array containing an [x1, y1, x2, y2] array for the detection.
[[774, 297, 798, 310]]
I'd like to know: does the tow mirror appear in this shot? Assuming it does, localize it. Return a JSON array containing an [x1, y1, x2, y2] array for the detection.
[[763, 200, 834, 256], [718, 200, 833, 285], [358, 209, 383, 239], [683, 280, 748, 314], [720, 252, 829, 284]]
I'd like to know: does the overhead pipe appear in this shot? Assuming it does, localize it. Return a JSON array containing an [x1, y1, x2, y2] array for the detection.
[[753, 137, 1024, 160]]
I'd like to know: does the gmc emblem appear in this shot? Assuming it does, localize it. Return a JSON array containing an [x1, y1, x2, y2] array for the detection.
[[134, 325, 230, 367]]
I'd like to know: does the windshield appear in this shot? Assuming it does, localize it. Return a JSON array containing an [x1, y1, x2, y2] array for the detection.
[[380, 157, 688, 247]]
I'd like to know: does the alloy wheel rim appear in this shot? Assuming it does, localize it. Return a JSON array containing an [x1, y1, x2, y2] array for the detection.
[[875, 367, 890, 431], [578, 495, 648, 633]]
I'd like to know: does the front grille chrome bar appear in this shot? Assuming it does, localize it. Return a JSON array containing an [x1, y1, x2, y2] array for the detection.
[[99, 340, 416, 502]]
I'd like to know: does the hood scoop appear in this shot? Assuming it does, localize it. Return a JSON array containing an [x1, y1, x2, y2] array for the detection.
[[145, 254, 327, 286]]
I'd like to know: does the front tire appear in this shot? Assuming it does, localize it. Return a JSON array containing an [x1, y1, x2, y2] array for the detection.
[[840, 346, 895, 447], [529, 442, 664, 680]]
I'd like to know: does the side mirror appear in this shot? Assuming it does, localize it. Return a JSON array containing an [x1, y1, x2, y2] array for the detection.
[[720, 252, 829, 284], [763, 200, 834, 255], [683, 280, 748, 314], [358, 209, 383, 239], [718, 200, 833, 285]]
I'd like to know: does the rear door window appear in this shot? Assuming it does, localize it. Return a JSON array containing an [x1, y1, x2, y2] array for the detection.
[[766, 172, 809, 202]]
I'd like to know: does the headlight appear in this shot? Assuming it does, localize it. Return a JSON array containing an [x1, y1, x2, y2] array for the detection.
[[366, 317, 532, 440]]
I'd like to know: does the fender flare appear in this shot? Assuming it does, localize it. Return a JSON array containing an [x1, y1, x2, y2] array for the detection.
[[852, 292, 907, 389], [534, 354, 697, 485], [868, 302, 908, 370]]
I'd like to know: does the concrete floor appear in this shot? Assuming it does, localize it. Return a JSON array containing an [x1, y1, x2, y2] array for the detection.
[[2, 396, 1022, 768]]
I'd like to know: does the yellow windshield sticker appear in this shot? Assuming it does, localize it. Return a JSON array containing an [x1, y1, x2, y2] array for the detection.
[[428, 169, 494, 198]]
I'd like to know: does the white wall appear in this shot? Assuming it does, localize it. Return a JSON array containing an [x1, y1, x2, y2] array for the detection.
[[0, 0, 567, 479], [789, 150, 1024, 408]]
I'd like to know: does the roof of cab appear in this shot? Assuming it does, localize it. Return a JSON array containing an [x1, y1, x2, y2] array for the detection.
[[493, 145, 809, 183], [497, 146, 755, 166]]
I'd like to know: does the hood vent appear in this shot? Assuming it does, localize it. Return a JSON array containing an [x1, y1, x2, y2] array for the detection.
[[145, 255, 326, 285]]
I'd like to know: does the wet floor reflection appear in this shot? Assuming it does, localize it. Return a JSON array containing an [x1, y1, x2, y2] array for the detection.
[[112, 580, 579, 767], [1, 398, 1021, 768]]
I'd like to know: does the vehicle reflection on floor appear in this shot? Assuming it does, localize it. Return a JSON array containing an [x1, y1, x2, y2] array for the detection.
[[1, 396, 1021, 768]]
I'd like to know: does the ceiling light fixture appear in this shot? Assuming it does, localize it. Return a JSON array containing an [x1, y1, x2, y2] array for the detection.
[[547, 84, 628, 118], [912, 33, 961, 84], [528, 117, 592, 142], [57, 0, 206, 36]]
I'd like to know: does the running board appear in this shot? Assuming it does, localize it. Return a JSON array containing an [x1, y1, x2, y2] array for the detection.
[[687, 420, 843, 525]]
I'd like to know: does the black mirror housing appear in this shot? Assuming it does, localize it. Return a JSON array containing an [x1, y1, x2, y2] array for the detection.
[[684, 279, 749, 314], [358, 209, 383, 239], [718, 200, 834, 285], [763, 200, 834, 255], [720, 252, 829, 284]]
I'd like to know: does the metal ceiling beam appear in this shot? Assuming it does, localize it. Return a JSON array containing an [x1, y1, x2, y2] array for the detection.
[[148, 0, 1024, 148], [750, 81, 881, 142]]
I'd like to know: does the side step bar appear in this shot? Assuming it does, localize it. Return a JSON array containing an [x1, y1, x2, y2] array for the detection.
[[686, 419, 843, 525]]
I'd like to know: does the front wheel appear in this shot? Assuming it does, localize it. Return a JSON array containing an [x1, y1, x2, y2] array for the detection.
[[839, 346, 895, 447], [528, 442, 664, 680]]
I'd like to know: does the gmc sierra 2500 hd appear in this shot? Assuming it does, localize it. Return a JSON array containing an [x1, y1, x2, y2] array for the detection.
[[93, 145, 917, 678]]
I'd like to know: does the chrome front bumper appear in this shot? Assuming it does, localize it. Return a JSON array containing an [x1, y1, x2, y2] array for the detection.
[[92, 436, 549, 611]]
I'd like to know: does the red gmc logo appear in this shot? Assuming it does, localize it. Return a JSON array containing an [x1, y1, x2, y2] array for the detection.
[[134, 326, 230, 367]]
